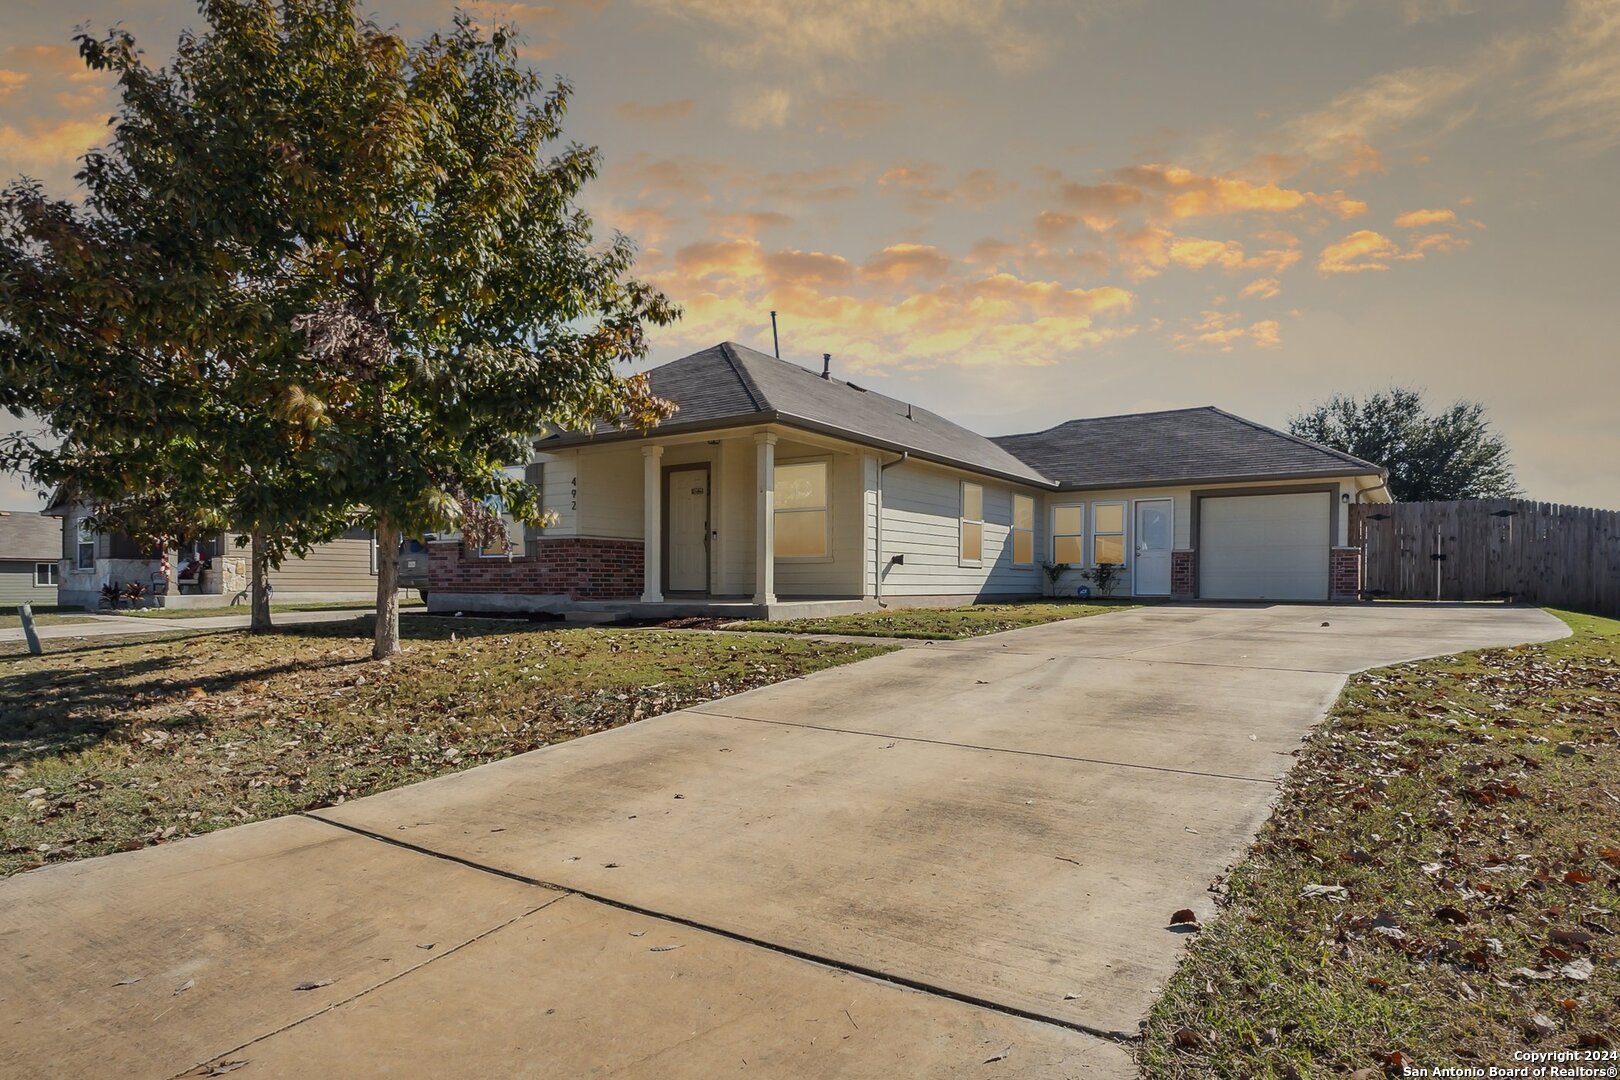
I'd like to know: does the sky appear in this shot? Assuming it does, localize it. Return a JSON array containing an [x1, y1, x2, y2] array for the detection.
[[2, 0, 1617, 510]]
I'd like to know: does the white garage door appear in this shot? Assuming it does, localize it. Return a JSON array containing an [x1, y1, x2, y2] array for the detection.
[[1199, 492, 1330, 601]]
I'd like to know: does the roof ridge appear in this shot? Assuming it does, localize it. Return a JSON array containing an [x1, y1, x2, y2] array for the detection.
[[1204, 406, 1383, 473], [716, 341, 769, 413], [991, 405, 1218, 442]]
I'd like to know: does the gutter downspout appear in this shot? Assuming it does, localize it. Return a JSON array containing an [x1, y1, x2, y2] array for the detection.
[[875, 452, 909, 607]]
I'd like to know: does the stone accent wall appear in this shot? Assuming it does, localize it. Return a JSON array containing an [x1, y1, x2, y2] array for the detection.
[[1331, 546, 1362, 601], [428, 538, 643, 601], [1171, 550, 1196, 600]]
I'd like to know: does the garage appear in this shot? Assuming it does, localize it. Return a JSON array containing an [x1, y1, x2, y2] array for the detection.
[[1198, 491, 1331, 600]]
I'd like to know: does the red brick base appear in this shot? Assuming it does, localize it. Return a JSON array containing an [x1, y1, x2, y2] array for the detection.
[[428, 538, 643, 601], [1171, 550, 1196, 600], [1331, 547, 1362, 601]]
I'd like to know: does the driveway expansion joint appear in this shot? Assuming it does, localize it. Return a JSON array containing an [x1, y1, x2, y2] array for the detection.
[[302, 812, 1143, 1047]]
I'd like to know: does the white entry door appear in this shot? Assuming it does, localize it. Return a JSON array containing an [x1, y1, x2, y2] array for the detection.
[[1133, 498, 1173, 596], [665, 467, 710, 594]]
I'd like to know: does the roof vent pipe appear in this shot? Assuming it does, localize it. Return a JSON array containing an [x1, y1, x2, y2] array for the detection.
[[770, 311, 780, 358], [822, 353, 831, 379], [906, 402, 913, 421]]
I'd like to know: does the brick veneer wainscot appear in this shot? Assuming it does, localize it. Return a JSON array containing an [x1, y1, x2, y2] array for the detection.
[[428, 538, 644, 601], [1330, 546, 1362, 601]]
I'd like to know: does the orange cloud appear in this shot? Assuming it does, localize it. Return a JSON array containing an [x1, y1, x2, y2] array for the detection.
[[764, 249, 854, 287], [0, 118, 109, 170], [1393, 207, 1457, 228], [1317, 229, 1400, 273], [0, 70, 27, 100], [1240, 277, 1282, 300], [817, 95, 898, 134], [1123, 165, 1311, 219], [613, 99, 695, 122], [863, 243, 951, 284], [1171, 309, 1281, 352]]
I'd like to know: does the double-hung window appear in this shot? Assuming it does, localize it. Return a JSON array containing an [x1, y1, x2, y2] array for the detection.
[[774, 460, 830, 558], [1092, 502, 1126, 565], [1052, 505, 1084, 565], [959, 482, 983, 564], [75, 519, 95, 570], [1011, 494, 1034, 566]]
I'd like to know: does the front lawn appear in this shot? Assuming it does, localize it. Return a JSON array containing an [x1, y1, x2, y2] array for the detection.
[[0, 619, 891, 875], [102, 596, 425, 619], [730, 599, 1138, 640], [1140, 610, 1620, 1076], [0, 606, 97, 629]]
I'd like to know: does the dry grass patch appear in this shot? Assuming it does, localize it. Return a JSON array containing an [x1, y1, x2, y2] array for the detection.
[[731, 599, 1138, 640], [1140, 610, 1620, 1077], [0, 618, 890, 875]]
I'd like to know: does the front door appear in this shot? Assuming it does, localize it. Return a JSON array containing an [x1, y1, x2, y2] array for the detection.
[[665, 466, 710, 594], [1133, 498, 1173, 596]]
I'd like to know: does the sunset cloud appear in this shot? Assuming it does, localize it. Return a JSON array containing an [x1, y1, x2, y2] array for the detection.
[[1240, 277, 1282, 300], [1317, 229, 1400, 273], [1536, 0, 1620, 150], [863, 243, 952, 284], [1171, 309, 1281, 352], [1393, 207, 1457, 228]]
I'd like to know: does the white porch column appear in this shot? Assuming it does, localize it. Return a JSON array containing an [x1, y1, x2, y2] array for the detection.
[[753, 432, 778, 605], [641, 445, 664, 603]]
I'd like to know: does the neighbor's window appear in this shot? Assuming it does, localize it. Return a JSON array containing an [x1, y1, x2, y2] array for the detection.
[[960, 482, 983, 563], [1052, 505, 1083, 565], [75, 518, 95, 570], [1093, 502, 1126, 565], [35, 562, 59, 587], [774, 460, 830, 559], [1011, 494, 1034, 566], [480, 465, 529, 558]]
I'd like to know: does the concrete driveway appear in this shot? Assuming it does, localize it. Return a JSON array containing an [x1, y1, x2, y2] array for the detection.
[[0, 603, 1566, 1079]]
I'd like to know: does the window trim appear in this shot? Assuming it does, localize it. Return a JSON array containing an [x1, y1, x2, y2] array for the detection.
[[1010, 494, 1035, 567], [75, 518, 95, 571], [35, 561, 59, 587], [958, 481, 984, 567], [1051, 503, 1085, 566], [478, 465, 530, 559], [1092, 500, 1128, 567], [773, 456, 833, 563]]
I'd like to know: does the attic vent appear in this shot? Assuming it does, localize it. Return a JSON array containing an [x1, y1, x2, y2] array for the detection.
[[846, 381, 868, 393]]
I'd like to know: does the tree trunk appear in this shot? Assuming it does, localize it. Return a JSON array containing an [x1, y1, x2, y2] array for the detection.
[[250, 528, 273, 633], [373, 516, 401, 660]]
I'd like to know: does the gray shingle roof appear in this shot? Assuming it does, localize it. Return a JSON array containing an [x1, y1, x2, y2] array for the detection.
[[541, 342, 1053, 486], [990, 406, 1383, 490], [0, 510, 61, 560]]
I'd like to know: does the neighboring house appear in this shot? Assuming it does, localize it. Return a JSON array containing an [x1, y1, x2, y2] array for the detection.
[[48, 498, 386, 610], [0, 510, 62, 608], [428, 341, 1390, 616]]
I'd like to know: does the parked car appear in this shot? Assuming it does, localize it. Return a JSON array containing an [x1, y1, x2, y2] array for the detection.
[[399, 537, 431, 601]]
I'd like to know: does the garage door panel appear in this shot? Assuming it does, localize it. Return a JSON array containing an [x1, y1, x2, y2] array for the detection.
[[1200, 493, 1330, 601]]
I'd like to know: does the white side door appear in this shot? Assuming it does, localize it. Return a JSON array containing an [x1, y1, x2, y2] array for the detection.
[[1133, 498, 1173, 596]]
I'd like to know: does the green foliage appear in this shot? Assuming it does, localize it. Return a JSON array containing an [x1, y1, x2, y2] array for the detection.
[[1082, 561, 1122, 596], [1289, 387, 1518, 501], [0, 0, 678, 654]]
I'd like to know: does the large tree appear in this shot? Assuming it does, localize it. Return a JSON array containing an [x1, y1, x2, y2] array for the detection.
[[1289, 387, 1518, 502], [1, 0, 676, 655]]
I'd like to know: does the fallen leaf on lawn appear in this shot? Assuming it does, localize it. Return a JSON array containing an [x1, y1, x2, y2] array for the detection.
[[1172, 1027, 1201, 1049], [1511, 967, 1558, 981], [649, 944, 684, 952], [111, 976, 144, 987], [1169, 909, 1198, 926], [1382, 1051, 1411, 1068], [1576, 1033, 1612, 1049], [1525, 1014, 1558, 1039], [1556, 998, 1578, 1011], [1300, 884, 1349, 901], [292, 980, 334, 992], [203, 1062, 249, 1076], [1599, 846, 1620, 867], [983, 1045, 1013, 1064], [1062, 992, 1080, 1000], [1558, 958, 1593, 981], [1564, 869, 1595, 885], [1434, 905, 1470, 925], [1550, 929, 1595, 948], [1365, 976, 1389, 990], [416, 943, 435, 950], [174, 979, 194, 995]]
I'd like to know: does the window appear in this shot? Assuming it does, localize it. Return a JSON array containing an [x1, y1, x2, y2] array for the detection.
[[75, 519, 95, 570], [35, 562, 59, 587], [480, 465, 529, 558], [959, 482, 983, 564], [1093, 502, 1126, 565], [1011, 494, 1034, 566], [1052, 505, 1084, 565], [774, 460, 829, 559]]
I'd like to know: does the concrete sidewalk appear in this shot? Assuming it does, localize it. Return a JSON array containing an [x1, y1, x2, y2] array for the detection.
[[0, 607, 400, 644], [0, 602, 1567, 1078]]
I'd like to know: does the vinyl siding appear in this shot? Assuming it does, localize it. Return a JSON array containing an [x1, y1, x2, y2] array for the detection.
[[878, 460, 1044, 598], [771, 450, 864, 598], [0, 561, 56, 605], [230, 534, 379, 593]]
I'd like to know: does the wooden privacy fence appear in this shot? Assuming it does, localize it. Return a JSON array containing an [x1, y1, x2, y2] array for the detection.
[[1351, 499, 1620, 615]]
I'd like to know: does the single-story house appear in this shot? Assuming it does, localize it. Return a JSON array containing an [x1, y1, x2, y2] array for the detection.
[[48, 498, 388, 611], [427, 341, 1389, 617], [0, 510, 62, 607]]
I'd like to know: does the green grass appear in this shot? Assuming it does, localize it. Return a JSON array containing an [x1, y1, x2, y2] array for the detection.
[[729, 598, 1139, 640], [0, 618, 892, 874], [102, 597, 425, 619], [0, 606, 97, 629], [1140, 609, 1620, 1076]]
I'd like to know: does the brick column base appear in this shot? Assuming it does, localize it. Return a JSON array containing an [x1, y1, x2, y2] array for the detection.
[[1171, 550, 1196, 600], [1330, 546, 1362, 601]]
